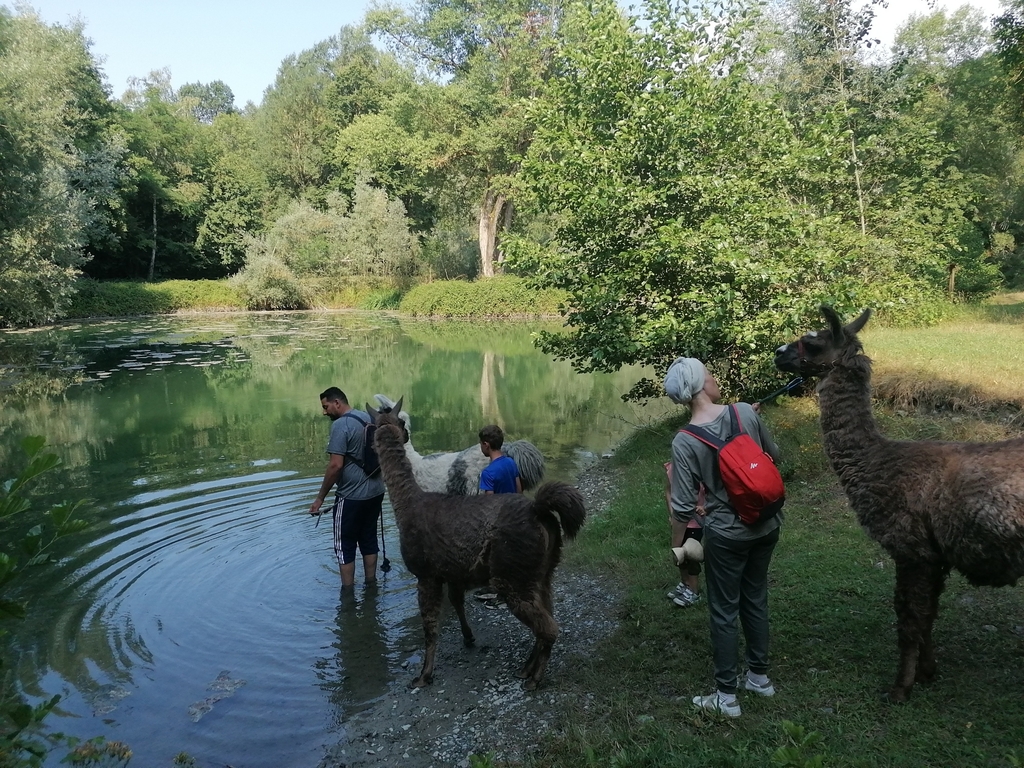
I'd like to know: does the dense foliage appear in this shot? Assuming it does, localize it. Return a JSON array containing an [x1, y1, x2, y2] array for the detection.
[[3, 0, 1024, 390], [508, 0, 1009, 397], [1, 437, 90, 765], [399, 276, 565, 317]]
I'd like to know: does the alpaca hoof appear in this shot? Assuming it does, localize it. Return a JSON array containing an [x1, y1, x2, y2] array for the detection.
[[522, 678, 540, 691], [916, 664, 937, 684], [514, 667, 530, 680], [410, 675, 433, 689], [882, 686, 910, 704], [463, 635, 476, 648]]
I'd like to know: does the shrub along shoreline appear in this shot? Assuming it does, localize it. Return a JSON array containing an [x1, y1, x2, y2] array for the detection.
[[65, 276, 566, 321]]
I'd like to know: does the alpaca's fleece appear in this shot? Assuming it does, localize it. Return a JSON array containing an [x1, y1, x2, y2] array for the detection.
[[372, 394, 545, 493], [368, 402, 585, 691], [775, 305, 1024, 702]]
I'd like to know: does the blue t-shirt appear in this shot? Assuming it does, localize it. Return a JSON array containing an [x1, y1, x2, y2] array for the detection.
[[479, 455, 520, 494]]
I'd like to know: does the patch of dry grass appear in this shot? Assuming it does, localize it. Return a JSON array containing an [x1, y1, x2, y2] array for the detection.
[[864, 301, 1024, 418]]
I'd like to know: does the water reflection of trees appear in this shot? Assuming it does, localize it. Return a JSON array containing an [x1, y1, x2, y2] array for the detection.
[[0, 313, 672, 711]]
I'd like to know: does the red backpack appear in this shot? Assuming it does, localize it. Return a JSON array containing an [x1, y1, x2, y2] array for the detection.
[[681, 404, 784, 525]]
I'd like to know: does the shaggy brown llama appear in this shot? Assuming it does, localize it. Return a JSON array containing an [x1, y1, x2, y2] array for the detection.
[[367, 399, 587, 690], [775, 306, 1024, 702]]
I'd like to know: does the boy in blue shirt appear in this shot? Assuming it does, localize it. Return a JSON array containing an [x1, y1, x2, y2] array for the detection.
[[478, 424, 522, 494]]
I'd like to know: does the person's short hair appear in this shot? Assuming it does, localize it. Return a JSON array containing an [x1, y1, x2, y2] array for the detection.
[[320, 386, 348, 403], [478, 424, 504, 450]]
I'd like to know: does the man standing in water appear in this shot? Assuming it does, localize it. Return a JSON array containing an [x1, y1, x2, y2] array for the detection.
[[310, 387, 386, 587]]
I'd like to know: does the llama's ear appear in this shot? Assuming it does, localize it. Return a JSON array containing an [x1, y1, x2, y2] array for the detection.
[[844, 308, 872, 336], [394, 396, 404, 414], [820, 305, 844, 339], [366, 403, 379, 419]]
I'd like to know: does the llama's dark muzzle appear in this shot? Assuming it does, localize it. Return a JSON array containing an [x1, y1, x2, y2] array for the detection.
[[774, 345, 801, 374]]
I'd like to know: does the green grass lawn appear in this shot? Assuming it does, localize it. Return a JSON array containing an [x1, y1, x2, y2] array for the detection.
[[516, 307, 1024, 768], [865, 297, 1024, 413]]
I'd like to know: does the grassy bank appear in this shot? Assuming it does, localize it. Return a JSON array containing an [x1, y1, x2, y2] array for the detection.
[[399, 276, 566, 318], [865, 296, 1024, 417], [64, 275, 563, 320], [537, 395, 1024, 767]]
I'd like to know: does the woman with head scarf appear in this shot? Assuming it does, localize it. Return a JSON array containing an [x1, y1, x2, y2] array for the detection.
[[664, 358, 783, 718]]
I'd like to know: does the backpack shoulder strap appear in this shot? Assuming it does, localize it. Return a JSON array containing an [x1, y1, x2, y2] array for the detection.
[[728, 404, 746, 437], [680, 423, 724, 451], [339, 411, 371, 464]]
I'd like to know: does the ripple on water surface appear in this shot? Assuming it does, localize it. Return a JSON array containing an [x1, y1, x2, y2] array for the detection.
[[14, 470, 415, 767]]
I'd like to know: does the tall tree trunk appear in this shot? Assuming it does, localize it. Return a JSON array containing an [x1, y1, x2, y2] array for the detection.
[[478, 189, 507, 278], [148, 195, 157, 281], [497, 201, 514, 267]]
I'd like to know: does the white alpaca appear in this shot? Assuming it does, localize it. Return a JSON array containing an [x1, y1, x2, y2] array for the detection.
[[372, 394, 546, 494]]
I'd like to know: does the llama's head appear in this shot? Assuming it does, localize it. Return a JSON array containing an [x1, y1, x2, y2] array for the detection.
[[367, 398, 410, 443], [774, 306, 872, 377], [372, 394, 410, 444]]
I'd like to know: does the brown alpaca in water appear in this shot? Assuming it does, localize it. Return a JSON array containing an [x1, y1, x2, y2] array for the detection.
[[775, 306, 1024, 702], [367, 399, 587, 690]]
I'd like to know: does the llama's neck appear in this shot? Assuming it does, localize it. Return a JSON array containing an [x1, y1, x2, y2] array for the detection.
[[375, 424, 425, 515], [817, 352, 886, 478]]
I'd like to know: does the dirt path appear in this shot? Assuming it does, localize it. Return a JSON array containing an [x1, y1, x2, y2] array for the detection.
[[317, 461, 622, 768]]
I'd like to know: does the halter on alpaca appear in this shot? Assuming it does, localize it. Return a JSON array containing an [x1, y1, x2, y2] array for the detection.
[[776, 305, 1024, 703], [372, 394, 546, 494]]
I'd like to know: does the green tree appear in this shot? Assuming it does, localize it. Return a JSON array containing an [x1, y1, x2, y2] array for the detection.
[[112, 70, 206, 280], [254, 26, 415, 208], [196, 113, 271, 272], [338, 178, 421, 278], [0, 8, 128, 327], [367, 0, 564, 277], [176, 80, 236, 123], [508, 0, 932, 399], [768, 0, 1000, 299]]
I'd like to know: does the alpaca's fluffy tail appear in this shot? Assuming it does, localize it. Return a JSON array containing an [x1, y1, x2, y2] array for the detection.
[[506, 440, 546, 491], [532, 481, 586, 539]]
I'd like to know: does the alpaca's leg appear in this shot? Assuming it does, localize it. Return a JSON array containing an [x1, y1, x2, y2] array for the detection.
[[916, 566, 948, 685], [890, 561, 933, 702], [413, 578, 444, 688], [506, 589, 559, 690], [448, 584, 476, 647]]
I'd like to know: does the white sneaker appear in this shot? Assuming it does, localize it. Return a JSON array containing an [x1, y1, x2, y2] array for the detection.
[[666, 582, 687, 600], [671, 586, 702, 608], [692, 691, 741, 718], [744, 674, 776, 697]]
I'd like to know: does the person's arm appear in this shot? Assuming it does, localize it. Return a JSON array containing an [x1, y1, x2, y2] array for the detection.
[[669, 439, 701, 525], [751, 406, 782, 465], [310, 453, 345, 515], [515, 475, 523, 493]]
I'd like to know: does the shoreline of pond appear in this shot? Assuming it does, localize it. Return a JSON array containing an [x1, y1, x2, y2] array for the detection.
[[318, 456, 626, 768]]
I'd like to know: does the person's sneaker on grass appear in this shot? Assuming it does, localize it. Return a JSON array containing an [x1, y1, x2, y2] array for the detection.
[[671, 585, 702, 608], [744, 672, 775, 697], [692, 691, 741, 718], [667, 582, 688, 600]]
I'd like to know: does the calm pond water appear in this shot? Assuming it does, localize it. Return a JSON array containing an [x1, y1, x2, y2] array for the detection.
[[0, 312, 673, 767]]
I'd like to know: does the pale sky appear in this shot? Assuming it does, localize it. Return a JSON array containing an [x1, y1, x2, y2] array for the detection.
[[19, 0, 1009, 108]]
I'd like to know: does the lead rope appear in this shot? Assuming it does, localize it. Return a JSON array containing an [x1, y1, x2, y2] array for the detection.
[[380, 505, 391, 572]]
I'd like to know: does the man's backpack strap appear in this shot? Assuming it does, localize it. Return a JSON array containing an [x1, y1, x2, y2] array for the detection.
[[340, 411, 369, 467]]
